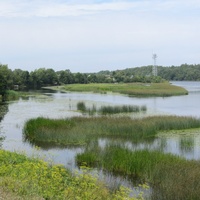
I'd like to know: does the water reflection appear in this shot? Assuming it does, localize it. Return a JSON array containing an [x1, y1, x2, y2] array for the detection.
[[179, 136, 194, 153], [0, 103, 9, 146], [97, 130, 200, 160], [23, 139, 84, 150], [0, 102, 8, 122]]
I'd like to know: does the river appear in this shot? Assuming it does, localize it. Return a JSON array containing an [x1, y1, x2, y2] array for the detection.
[[0, 81, 200, 188]]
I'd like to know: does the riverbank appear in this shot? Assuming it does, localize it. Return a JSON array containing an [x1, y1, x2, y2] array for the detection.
[[44, 82, 188, 97]]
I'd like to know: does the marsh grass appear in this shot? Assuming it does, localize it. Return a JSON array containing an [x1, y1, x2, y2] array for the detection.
[[59, 82, 188, 97], [76, 146, 182, 178], [0, 149, 144, 200], [77, 101, 147, 115], [99, 105, 145, 114], [77, 101, 86, 112], [23, 116, 200, 147], [4, 90, 20, 101], [76, 145, 200, 200], [1, 90, 41, 102], [23, 115, 200, 199]]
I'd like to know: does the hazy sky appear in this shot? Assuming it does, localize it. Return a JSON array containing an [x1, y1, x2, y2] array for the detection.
[[0, 0, 200, 73]]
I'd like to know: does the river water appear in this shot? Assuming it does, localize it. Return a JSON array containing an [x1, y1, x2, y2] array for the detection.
[[0, 81, 200, 188]]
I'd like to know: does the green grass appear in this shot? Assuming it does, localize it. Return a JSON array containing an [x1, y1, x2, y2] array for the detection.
[[76, 146, 200, 200], [47, 82, 188, 97], [0, 149, 145, 200]]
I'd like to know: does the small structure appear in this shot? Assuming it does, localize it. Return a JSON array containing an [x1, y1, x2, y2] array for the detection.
[[14, 85, 19, 90]]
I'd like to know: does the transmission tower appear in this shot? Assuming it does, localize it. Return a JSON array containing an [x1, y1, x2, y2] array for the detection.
[[152, 53, 157, 76]]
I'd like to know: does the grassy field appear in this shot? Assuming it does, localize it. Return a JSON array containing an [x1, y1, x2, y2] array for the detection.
[[46, 82, 188, 97], [0, 149, 146, 200]]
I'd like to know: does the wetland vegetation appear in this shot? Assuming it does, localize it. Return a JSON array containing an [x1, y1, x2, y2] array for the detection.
[[77, 101, 147, 115], [23, 115, 200, 199], [23, 115, 200, 147], [77, 146, 200, 200]]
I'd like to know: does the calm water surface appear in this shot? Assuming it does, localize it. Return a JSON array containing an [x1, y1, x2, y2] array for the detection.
[[0, 81, 200, 188]]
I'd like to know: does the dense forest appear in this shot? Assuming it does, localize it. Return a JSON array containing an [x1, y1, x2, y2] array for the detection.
[[1, 63, 200, 99]]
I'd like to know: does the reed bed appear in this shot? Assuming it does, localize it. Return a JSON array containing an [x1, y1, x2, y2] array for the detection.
[[76, 145, 200, 200], [24, 115, 200, 147], [77, 101, 147, 115], [77, 101, 87, 112]]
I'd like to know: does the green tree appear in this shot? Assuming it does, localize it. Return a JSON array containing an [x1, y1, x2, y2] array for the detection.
[[12, 69, 30, 89], [88, 74, 97, 83], [29, 68, 58, 89], [74, 73, 88, 84], [44, 68, 58, 85], [0, 64, 13, 101], [57, 70, 74, 84]]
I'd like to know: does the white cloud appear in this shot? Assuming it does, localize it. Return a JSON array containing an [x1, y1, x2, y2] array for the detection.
[[0, 1, 137, 18], [0, 0, 199, 18]]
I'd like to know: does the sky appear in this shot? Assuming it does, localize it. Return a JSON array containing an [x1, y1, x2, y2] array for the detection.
[[0, 0, 200, 73]]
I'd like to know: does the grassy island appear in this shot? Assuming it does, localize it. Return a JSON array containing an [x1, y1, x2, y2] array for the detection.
[[46, 82, 188, 97], [23, 116, 200, 147]]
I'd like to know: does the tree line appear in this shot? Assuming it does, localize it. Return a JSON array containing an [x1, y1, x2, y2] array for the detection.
[[1, 63, 200, 99], [110, 64, 200, 82]]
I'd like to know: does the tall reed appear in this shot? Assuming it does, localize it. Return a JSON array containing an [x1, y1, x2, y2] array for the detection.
[[76, 101, 147, 115], [23, 116, 200, 147], [76, 145, 200, 200]]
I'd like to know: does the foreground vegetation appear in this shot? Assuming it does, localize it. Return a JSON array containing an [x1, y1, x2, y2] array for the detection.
[[0, 149, 145, 200], [49, 82, 188, 97]]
